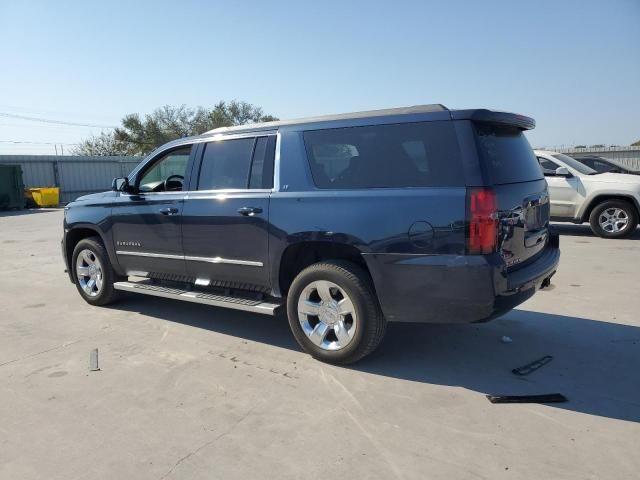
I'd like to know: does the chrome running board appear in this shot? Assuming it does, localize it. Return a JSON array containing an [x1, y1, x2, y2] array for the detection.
[[113, 281, 281, 315]]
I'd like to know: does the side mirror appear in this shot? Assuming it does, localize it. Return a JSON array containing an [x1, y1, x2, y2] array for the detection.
[[555, 167, 571, 177], [112, 177, 130, 192]]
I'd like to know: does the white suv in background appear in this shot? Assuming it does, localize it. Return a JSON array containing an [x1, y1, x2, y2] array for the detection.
[[535, 150, 640, 238]]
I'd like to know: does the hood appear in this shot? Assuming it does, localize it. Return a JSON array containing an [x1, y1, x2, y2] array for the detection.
[[587, 172, 640, 185], [72, 190, 117, 203]]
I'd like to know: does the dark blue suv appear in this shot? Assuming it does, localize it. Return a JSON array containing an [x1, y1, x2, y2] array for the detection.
[[62, 104, 560, 364]]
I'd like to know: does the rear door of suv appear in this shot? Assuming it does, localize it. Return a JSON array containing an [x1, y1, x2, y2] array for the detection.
[[180, 134, 276, 292], [473, 123, 550, 269]]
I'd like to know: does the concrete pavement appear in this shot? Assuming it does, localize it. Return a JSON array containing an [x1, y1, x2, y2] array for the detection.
[[0, 209, 638, 479]]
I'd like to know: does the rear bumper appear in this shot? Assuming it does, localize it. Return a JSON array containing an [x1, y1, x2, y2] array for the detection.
[[364, 231, 560, 323]]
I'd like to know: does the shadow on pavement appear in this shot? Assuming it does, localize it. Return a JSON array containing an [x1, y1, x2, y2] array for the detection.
[[0, 208, 62, 217], [111, 296, 640, 423], [357, 309, 640, 423], [110, 295, 298, 351], [552, 222, 640, 239]]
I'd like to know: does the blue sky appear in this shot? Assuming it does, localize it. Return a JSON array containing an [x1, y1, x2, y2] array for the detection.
[[0, 0, 638, 154]]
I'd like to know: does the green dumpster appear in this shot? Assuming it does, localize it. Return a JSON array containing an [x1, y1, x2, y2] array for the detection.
[[0, 165, 25, 210]]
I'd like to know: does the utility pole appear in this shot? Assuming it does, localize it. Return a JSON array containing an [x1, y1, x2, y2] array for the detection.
[[54, 144, 58, 155]]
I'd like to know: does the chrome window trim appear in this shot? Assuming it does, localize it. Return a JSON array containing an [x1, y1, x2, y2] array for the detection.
[[185, 188, 272, 197], [128, 131, 278, 182], [203, 131, 277, 142], [274, 132, 281, 192], [127, 131, 279, 195], [116, 250, 263, 267], [121, 188, 272, 198], [120, 191, 188, 197]]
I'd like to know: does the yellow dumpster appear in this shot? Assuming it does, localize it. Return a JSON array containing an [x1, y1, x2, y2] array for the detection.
[[27, 187, 60, 207]]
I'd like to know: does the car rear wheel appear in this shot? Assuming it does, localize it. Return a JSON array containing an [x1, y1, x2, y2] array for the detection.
[[286, 260, 386, 364], [589, 199, 638, 238], [72, 237, 123, 306]]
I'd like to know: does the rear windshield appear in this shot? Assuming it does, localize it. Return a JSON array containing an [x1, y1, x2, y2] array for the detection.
[[475, 124, 543, 184], [303, 121, 464, 189]]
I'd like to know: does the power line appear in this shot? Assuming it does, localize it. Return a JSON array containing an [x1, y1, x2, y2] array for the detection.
[[0, 140, 80, 145], [0, 112, 117, 129]]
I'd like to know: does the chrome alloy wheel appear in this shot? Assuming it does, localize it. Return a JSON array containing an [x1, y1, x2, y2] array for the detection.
[[599, 208, 629, 233], [76, 249, 103, 297], [297, 280, 358, 351]]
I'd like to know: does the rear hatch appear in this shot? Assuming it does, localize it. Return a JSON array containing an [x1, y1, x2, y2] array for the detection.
[[474, 123, 550, 269]]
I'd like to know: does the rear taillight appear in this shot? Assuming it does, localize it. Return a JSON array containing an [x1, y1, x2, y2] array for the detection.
[[467, 187, 498, 254]]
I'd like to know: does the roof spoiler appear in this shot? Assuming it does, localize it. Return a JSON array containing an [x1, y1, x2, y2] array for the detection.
[[451, 109, 535, 130]]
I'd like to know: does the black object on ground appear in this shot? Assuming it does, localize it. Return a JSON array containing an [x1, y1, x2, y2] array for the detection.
[[89, 348, 100, 371], [487, 393, 568, 404], [512, 355, 553, 376]]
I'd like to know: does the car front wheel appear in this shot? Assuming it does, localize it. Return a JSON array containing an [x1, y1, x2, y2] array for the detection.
[[286, 260, 386, 365], [589, 200, 638, 238], [72, 236, 123, 306]]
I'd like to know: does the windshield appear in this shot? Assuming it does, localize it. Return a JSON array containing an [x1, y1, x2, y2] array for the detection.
[[552, 153, 597, 175]]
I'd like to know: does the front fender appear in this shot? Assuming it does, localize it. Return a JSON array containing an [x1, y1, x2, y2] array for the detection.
[[63, 200, 120, 275]]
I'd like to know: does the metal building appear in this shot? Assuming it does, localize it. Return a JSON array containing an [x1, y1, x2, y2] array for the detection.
[[0, 155, 141, 204], [1, 147, 638, 206]]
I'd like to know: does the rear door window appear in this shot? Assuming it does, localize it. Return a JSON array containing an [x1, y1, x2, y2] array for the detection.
[[303, 121, 463, 189], [475, 125, 543, 185], [248, 136, 276, 189], [198, 138, 254, 190], [197, 136, 275, 190]]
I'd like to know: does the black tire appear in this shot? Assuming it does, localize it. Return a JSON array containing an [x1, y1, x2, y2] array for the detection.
[[286, 260, 386, 365], [71, 236, 124, 306], [588, 199, 638, 238]]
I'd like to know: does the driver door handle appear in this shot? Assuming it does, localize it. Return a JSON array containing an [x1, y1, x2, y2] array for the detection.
[[159, 207, 179, 215], [238, 206, 263, 216]]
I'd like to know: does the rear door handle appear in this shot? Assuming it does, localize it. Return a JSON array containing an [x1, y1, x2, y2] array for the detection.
[[238, 206, 263, 216], [159, 207, 179, 215]]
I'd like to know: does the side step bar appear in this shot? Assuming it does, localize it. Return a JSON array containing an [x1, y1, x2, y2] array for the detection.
[[113, 281, 282, 315]]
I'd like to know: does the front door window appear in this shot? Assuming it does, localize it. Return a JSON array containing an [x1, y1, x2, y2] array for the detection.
[[138, 147, 191, 192]]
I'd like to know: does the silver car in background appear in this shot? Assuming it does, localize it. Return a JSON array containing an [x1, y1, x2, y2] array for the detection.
[[535, 150, 640, 238]]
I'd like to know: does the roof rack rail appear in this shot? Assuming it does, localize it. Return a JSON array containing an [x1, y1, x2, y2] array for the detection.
[[204, 104, 449, 135]]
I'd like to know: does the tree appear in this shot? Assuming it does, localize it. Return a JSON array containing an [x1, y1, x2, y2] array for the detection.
[[207, 100, 278, 128], [632, 139, 640, 146], [74, 101, 278, 156], [72, 131, 132, 156], [115, 101, 277, 155]]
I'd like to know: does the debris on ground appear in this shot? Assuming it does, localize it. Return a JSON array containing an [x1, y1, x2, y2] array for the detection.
[[486, 393, 567, 404], [512, 355, 553, 376], [500, 335, 513, 344], [89, 348, 100, 371]]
